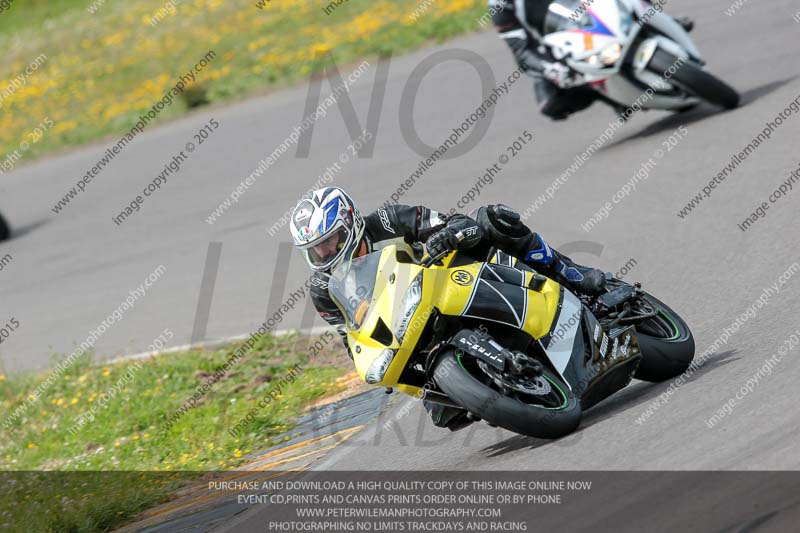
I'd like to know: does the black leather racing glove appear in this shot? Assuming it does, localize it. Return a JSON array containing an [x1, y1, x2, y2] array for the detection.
[[422, 216, 482, 266], [422, 227, 461, 266]]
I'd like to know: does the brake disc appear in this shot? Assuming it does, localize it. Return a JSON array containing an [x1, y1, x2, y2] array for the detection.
[[477, 360, 552, 396]]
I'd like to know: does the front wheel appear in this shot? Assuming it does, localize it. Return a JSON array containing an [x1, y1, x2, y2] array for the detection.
[[433, 349, 581, 439], [648, 48, 740, 109], [633, 293, 696, 382]]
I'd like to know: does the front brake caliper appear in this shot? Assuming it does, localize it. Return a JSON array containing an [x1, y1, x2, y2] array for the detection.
[[509, 351, 543, 377]]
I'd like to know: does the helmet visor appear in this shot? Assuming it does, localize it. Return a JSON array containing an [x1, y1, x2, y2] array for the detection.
[[305, 226, 351, 268]]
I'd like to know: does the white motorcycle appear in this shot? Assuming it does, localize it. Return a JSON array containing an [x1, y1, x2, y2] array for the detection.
[[541, 0, 739, 110]]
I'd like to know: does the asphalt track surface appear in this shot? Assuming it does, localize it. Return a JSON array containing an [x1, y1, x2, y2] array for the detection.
[[2, 0, 800, 488]]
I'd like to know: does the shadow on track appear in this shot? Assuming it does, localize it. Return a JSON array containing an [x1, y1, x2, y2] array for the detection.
[[737, 77, 799, 106], [479, 349, 739, 458], [581, 349, 739, 425], [605, 77, 797, 148], [5, 219, 48, 241]]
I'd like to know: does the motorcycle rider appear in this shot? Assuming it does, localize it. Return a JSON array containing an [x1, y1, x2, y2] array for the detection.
[[489, 0, 694, 120], [290, 187, 605, 430]]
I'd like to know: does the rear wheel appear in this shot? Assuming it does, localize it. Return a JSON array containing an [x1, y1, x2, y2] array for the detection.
[[648, 48, 740, 109], [433, 349, 581, 439], [633, 293, 695, 382]]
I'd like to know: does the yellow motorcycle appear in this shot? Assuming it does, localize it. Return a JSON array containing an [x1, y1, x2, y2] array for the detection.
[[328, 245, 694, 438]]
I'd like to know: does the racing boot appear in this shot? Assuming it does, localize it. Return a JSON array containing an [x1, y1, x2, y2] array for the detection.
[[535, 77, 597, 121], [475, 204, 606, 296], [524, 233, 607, 296]]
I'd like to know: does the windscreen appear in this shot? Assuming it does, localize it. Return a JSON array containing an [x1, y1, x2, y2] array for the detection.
[[543, 0, 591, 34], [328, 251, 382, 330]]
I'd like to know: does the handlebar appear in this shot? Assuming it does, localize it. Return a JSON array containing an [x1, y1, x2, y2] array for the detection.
[[420, 252, 445, 268]]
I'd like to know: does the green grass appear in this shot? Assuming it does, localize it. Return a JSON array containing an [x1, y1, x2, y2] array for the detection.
[[0, 0, 488, 162], [0, 471, 193, 533], [0, 332, 351, 531]]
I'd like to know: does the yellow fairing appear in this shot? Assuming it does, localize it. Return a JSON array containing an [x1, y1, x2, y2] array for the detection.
[[347, 247, 563, 391]]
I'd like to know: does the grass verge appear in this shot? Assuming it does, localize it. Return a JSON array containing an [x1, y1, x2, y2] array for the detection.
[[0, 0, 488, 162], [0, 331, 351, 531]]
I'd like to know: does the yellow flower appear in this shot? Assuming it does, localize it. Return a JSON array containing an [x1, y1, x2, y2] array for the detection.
[[27, 443, 36, 449], [132, 435, 140, 441], [0, 375, 6, 381], [114, 442, 121, 447], [71, 398, 78, 405]]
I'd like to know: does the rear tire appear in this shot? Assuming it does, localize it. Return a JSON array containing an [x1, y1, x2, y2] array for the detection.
[[648, 48, 739, 109], [433, 349, 581, 439], [633, 293, 696, 382]]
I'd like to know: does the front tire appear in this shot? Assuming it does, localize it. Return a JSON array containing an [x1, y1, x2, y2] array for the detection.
[[633, 293, 695, 382], [433, 349, 581, 439], [648, 48, 740, 109]]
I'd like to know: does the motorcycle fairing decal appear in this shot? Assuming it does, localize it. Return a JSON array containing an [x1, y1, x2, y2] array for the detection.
[[587, 320, 640, 370], [480, 263, 526, 286], [461, 265, 528, 329], [451, 270, 474, 286], [583, 9, 615, 37], [450, 328, 506, 370], [599, 332, 610, 358], [570, 9, 616, 54], [583, 31, 594, 50], [606, 325, 639, 363], [542, 288, 582, 377], [491, 250, 516, 267]]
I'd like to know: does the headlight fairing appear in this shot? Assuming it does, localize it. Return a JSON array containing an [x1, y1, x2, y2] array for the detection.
[[393, 272, 423, 342], [598, 42, 624, 65], [585, 43, 623, 67], [365, 349, 396, 384]]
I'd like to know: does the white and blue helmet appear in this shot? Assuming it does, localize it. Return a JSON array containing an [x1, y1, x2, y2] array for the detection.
[[290, 187, 365, 272]]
